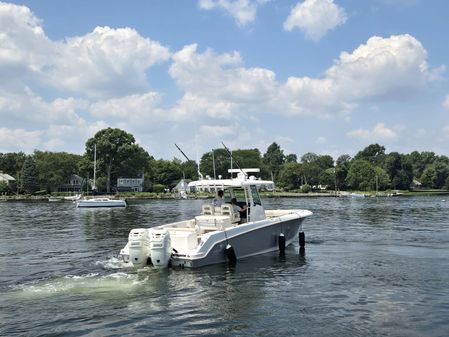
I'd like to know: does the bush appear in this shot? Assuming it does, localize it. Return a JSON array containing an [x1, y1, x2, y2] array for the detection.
[[300, 184, 312, 193], [152, 184, 166, 193], [0, 182, 10, 194]]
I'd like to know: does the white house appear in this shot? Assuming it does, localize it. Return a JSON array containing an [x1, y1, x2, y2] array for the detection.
[[117, 176, 144, 192], [0, 172, 15, 185]]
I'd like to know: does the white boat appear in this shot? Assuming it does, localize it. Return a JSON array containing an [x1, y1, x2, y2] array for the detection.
[[119, 169, 312, 269], [76, 144, 127, 208], [48, 197, 64, 202], [64, 194, 82, 202], [76, 197, 127, 208]]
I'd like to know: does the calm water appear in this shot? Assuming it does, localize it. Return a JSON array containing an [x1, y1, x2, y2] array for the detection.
[[1, 196, 449, 337]]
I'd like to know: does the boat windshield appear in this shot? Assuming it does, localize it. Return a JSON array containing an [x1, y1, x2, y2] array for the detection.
[[250, 185, 261, 206]]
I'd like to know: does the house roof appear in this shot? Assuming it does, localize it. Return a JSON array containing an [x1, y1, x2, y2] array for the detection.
[[0, 172, 15, 181]]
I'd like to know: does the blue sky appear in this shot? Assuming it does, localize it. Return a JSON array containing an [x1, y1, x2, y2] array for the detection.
[[1, 0, 449, 160]]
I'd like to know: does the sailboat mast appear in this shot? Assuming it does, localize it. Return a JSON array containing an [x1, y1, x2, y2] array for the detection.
[[93, 144, 97, 191]]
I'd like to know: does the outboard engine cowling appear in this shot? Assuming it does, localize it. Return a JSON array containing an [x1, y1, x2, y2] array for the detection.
[[127, 228, 151, 268], [149, 228, 172, 268]]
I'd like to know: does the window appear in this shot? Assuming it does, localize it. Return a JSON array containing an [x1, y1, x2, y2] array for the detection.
[[250, 185, 261, 206]]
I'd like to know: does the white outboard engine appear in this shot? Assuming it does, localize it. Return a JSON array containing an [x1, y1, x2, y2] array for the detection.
[[127, 228, 151, 268], [149, 228, 172, 268]]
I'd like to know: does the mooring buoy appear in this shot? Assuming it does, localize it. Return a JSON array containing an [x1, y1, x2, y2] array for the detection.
[[278, 233, 286, 254], [299, 232, 305, 248], [225, 244, 237, 263]]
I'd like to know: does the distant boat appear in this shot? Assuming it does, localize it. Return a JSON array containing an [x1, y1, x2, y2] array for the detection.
[[76, 197, 127, 208], [64, 194, 82, 202], [48, 196, 64, 202], [76, 144, 126, 208], [350, 193, 366, 198]]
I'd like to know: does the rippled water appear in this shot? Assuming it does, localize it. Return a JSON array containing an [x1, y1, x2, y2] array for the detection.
[[1, 196, 448, 336]]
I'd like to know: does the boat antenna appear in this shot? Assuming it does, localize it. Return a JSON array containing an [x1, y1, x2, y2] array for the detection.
[[175, 143, 203, 180], [175, 143, 191, 161], [221, 142, 245, 177], [212, 149, 216, 179]]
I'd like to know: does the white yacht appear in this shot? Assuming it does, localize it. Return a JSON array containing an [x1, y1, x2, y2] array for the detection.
[[119, 169, 312, 268]]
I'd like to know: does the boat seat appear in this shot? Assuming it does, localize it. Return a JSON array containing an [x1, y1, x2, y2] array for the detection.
[[167, 227, 198, 251], [202, 204, 214, 215], [221, 204, 240, 223], [195, 215, 232, 232]]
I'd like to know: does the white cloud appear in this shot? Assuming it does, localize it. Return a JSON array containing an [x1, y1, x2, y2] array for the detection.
[[199, 124, 235, 137], [316, 136, 327, 144], [169, 44, 277, 118], [284, 0, 347, 41], [50, 26, 171, 98], [0, 2, 53, 88], [346, 123, 398, 142], [0, 127, 43, 153], [198, 0, 268, 26], [443, 94, 449, 111], [90, 92, 164, 124], [0, 87, 86, 126], [0, 3, 171, 98], [167, 34, 433, 121], [277, 34, 431, 117]]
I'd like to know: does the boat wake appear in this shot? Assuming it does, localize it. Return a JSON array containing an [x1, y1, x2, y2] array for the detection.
[[95, 256, 133, 270], [11, 272, 144, 299]]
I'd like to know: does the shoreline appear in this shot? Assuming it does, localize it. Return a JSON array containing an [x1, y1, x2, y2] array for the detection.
[[1, 190, 449, 202]]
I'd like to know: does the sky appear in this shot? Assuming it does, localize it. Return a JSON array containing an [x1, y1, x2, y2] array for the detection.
[[1, 0, 449, 161]]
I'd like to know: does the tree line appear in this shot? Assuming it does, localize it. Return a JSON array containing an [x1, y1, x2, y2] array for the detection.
[[1, 128, 448, 195]]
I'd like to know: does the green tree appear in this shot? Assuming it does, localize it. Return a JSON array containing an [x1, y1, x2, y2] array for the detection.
[[300, 152, 319, 164], [152, 159, 183, 188], [233, 149, 264, 172], [85, 128, 149, 193], [277, 162, 302, 190], [354, 144, 385, 165], [34, 151, 82, 192], [407, 151, 436, 179], [319, 167, 337, 190], [0, 152, 27, 177], [263, 142, 285, 180], [420, 166, 437, 188], [21, 155, 40, 194], [285, 154, 298, 163], [180, 160, 199, 181], [434, 158, 449, 188], [300, 153, 334, 188], [200, 149, 232, 179], [346, 159, 377, 191], [374, 166, 390, 191], [335, 154, 351, 190], [0, 181, 10, 194]]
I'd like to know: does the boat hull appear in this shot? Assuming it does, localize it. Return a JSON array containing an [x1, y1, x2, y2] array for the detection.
[[171, 215, 306, 268], [76, 199, 127, 208]]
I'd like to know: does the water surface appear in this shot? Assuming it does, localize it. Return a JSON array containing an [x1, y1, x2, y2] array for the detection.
[[1, 196, 448, 336]]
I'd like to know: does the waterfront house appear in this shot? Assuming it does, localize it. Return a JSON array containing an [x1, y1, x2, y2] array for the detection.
[[410, 179, 423, 190], [173, 179, 191, 193], [117, 175, 144, 192], [0, 171, 15, 185], [57, 174, 84, 193]]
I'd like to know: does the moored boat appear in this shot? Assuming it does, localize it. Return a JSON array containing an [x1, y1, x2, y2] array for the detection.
[[64, 193, 82, 202], [76, 197, 127, 208], [119, 169, 312, 268]]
